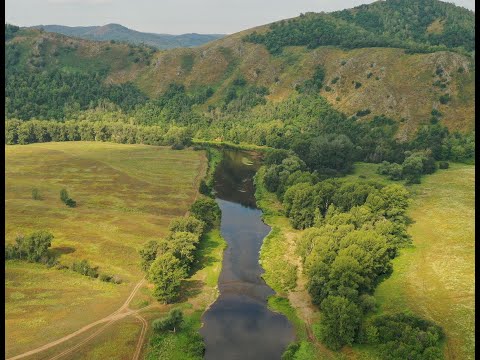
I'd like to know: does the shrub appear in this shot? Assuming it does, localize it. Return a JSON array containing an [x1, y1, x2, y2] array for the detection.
[[331, 76, 340, 84], [364, 313, 444, 360], [72, 259, 99, 278], [152, 309, 184, 332], [355, 82, 362, 89], [439, 161, 449, 169], [439, 94, 451, 104], [65, 198, 76, 207], [31, 188, 41, 200]]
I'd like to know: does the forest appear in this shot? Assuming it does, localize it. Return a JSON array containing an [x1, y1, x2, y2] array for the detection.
[[245, 0, 475, 54]]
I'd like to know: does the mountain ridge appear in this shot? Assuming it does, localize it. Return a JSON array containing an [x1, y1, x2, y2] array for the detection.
[[28, 23, 225, 49]]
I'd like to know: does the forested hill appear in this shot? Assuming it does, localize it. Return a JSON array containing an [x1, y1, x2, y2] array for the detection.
[[29, 24, 225, 49], [4, 0, 475, 141], [246, 0, 475, 54]]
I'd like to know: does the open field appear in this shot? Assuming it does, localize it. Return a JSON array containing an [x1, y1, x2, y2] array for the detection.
[[5, 142, 207, 358], [255, 162, 475, 359], [374, 163, 475, 360]]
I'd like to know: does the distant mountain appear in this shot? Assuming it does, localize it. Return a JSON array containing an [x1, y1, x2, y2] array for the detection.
[[29, 23, 225, 49]]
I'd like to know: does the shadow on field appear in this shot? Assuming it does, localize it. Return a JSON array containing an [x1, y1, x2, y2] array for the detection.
[[178, 280, 204, 302]]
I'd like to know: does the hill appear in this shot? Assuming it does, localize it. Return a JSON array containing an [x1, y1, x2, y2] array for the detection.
[[5, 0, 475, 142], [29, 23, 225, 49]]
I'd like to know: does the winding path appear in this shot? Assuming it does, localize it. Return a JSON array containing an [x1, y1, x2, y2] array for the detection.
[[7, 279, 148, 360]]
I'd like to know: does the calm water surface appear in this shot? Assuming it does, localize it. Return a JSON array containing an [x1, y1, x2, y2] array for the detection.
[[200, 150, 294, 360]]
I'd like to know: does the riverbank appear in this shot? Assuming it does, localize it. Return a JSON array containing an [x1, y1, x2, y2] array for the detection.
[[142, 148, 227, 360], [254, 166, 344, 360]]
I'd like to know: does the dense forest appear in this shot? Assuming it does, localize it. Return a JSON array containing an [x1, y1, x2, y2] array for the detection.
[[245, 0, 475, 54]]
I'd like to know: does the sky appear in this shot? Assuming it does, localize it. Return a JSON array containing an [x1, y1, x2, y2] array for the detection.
[[5, 0, 476, 35]]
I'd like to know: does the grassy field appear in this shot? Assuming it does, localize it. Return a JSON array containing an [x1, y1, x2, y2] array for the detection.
[[374, 163, 475, 360], [5, 142, 207, 358], [255, 162, 475, 360]]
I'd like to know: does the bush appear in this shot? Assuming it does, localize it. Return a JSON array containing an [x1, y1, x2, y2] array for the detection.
[[152, 309, 184, 332], [72, 259, 99, 278], [32, 188, 41, 200], [364, 313, 444, 360], [439, 94, 451, 104], [439, 161, 449, 169], [355, 82, 362, 89], [65, 198, 77, 207]]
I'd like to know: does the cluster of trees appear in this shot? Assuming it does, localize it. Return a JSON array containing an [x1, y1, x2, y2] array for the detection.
[[139, 197, 220, 303], [259, 155, 425, 350], [60, 188, 77, 207], [5, 230, 55, 265], [378, 150, 436, 184], [296, 66, 325, 94], [359, 313, 444, 359], [244, 0, 474, 54], [5, 119, 193, 149]]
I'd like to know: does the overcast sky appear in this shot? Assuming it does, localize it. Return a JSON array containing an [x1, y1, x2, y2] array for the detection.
[[5, 0, 475, 35]]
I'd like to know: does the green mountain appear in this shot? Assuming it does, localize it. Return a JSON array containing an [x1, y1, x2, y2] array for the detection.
[[29, 23, 225, 49], [5, 0, 475, 145]]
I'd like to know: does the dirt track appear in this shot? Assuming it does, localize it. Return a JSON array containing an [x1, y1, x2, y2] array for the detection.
[[7, 279, 148, 360]]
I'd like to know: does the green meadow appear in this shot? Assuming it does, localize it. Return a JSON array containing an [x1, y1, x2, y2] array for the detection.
[[5, 142, 206, 358]]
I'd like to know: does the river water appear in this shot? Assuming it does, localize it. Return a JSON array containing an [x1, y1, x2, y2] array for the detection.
[[200, 149, 294, 360]]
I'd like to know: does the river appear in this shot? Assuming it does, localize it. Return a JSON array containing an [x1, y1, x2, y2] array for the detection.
[[200, 149, 294, 359]]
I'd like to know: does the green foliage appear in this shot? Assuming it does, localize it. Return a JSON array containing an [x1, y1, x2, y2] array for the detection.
[[31, 188, 41, 200], [5, 24, 20, 41], [148, 252, 187, 303], [153, 309, 184, 332], [5, 59, 147, 120], [5, 230, 54, 263], [307, 134, 354, 175], [245, 0, 474, 54], [439, 93, 451, 104], [139, 240, 160, 273], [316, 296, 361, 350], [439, 161, 449, 169], [71, 259, 99, 278], [361, 313, 444, 359], [146, 311, 205, 360], [60, 188, 76, 207], [168, 216, 205, 237], [190, 198, 220, 229], [296, 66, 325, 93]]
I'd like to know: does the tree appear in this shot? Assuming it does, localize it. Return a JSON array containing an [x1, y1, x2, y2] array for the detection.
[[308, 134, 354, 175], [168, 216, 205, 237], [148, 252, 187, 303], [152, 308, 184, 332], [317, 296, 361, 350], [190, 197, 220, 229], [166, 231, 200, 269], [60, 188, 69, 203], [14, 231, 54, 262], [139, 240, 159, 272]]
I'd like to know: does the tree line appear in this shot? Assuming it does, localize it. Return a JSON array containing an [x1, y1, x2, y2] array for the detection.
[[139, 197, 220, 303], [258, 153, 444, 357]]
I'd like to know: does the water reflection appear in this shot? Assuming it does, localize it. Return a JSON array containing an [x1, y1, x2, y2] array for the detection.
[[200, 150, 294, 360]]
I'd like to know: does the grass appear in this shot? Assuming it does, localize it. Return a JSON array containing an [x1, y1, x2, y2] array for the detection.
[[373, 163, 475, 360], [5, 141, 206, 358], [254, 162, 474, 360]]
